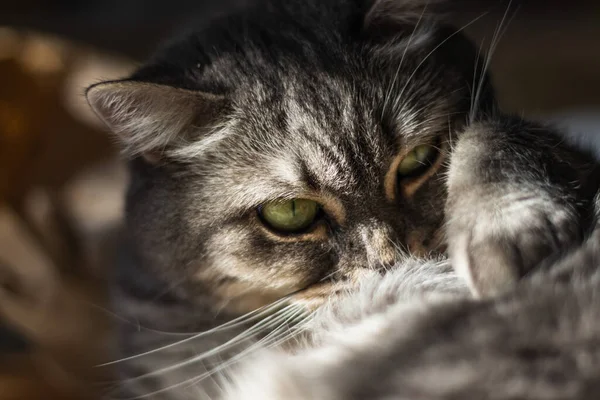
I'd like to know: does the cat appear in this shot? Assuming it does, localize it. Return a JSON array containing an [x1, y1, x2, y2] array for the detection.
[[85, 0, 600, 398]]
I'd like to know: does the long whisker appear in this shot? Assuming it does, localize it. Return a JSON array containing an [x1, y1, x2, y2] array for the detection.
[[102, 306, 304, 397], [119, 309, 310, 400], [85, 301, 202, 337], [266, 317, 312, 350], [99, 306, 304, 396], [116, 303, 304, 385], [174, 312, 312, 398], [97, 296, 291, 367], [211, 311, 309, 374]]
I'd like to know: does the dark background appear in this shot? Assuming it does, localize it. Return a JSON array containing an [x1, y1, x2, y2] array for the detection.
[[2, 0, 599, 113]]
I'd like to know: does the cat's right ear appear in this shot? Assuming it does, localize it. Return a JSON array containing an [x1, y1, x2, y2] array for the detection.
[[86, 80, 228, 163], [363, 0, 496, 117], [363, 0, 448, 37], [365, 0, 447, 25]]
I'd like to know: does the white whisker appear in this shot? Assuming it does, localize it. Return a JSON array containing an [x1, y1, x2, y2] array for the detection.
[[117, 304, 304, 386], [98, 297, 290, 367], [319, 269, 341, 283], [120, 309, 310, 400], [177, 312, 311, 396], [86, 301, 207, 337]]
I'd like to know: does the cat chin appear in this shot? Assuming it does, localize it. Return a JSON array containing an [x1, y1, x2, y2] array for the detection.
[[289, 281, 353, 311], [290, 269, 386, 310], [289, 257, 468, 312], [211, 283, 294, 315], [221, 262, 469, 400]]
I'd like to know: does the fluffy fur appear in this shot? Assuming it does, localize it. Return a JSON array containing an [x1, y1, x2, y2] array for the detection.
[[224, 229, 600, 400]]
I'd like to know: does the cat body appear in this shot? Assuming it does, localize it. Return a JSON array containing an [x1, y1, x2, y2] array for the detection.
[[85, 0, 600, 398]]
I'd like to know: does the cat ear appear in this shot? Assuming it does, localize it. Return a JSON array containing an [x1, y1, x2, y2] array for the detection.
[[364, 0, 496, 116], [363, 0, 449, 39], [362, 0, 452, 55], [365, 0, 447, 27], [86, 81, 228, 162]]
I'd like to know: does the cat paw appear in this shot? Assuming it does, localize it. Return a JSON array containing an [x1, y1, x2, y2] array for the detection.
[[447, 192, 581, 297]]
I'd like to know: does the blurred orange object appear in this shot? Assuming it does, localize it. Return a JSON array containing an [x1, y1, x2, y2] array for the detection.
[[0, 30, 115, 205], [0, 353, 87, 400], [0, 29, 132, 275], [0, 29, 130, 400]]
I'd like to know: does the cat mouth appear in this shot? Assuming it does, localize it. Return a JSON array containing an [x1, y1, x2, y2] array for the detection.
[[290, 271, 383, 310], [290, 280, 351, 310]]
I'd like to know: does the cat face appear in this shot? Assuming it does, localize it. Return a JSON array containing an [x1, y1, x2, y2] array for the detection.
[[87, 0, 492, 312]]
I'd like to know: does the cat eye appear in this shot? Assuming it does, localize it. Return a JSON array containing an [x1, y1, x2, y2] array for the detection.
[[397, 144, 437, 178], [259, 199, 321, 233]]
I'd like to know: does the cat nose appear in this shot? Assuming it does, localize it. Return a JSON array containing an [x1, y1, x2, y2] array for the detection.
[[359, 223, 399, 270]]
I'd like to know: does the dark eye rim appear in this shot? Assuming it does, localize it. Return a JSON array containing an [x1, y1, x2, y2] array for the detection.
[[256, 201, 325, 236], [396, 137, 441, 180]]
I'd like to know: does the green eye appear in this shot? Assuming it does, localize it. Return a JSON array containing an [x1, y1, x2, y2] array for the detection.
[[397, 144, 437, 177], [260, 199, 320, 233]]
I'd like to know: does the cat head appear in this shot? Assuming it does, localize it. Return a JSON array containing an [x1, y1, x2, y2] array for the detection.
[[87, 0, 494, 312]]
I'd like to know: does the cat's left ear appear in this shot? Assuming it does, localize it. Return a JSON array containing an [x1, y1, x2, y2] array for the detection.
[[86, 80, 228, 162]]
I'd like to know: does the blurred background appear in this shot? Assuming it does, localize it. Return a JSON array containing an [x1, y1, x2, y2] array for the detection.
[[0, 0, 599, 399]]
